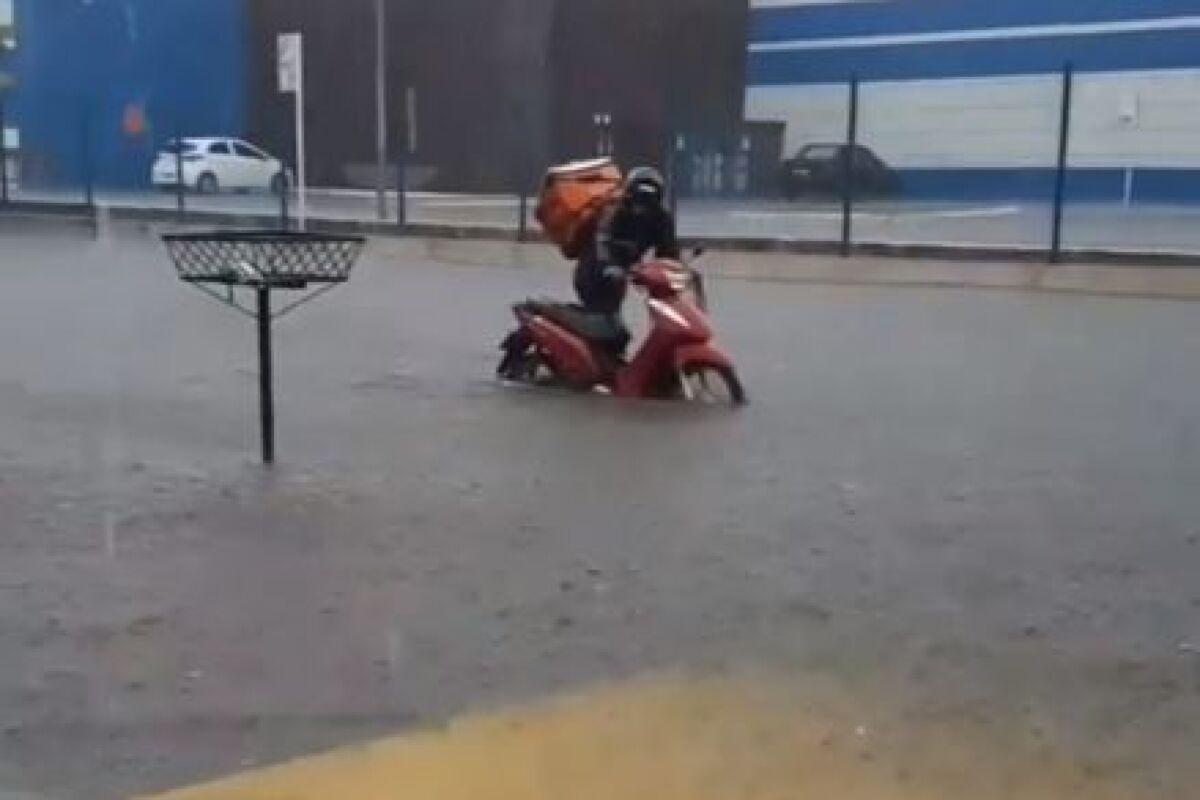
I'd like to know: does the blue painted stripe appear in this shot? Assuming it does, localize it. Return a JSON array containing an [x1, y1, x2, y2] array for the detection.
[[898, 168, 1056, 203], [748, 28, 1200, 84], [1126, 169, 1200, 204], [891, 168, 1200, 204], [751, 18, 1200, 55], [751, 0, 1200, 44]]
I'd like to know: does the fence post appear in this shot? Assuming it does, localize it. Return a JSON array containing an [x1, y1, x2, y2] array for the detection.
[[516, 139, 531, 241], [174, 121, 186, 221], [672, 134, 687, 218], [81, 108, 95, 209], [517, 179, 528, 242], [0, 100, 8, 206], [1050, 62, 1073, 264], [396, 144, 407, 230], [840, 75, 859, 257], [666, 133, 678, 219], [279, 173, 290, 231]]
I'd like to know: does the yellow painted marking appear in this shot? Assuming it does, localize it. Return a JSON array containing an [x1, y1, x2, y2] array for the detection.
[[144, 672, 1136, 800]]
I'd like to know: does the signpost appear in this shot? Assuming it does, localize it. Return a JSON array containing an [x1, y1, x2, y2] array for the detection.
[[374, 0, 389, 222], [278, 32, 307, 229], [397, 87, 417, 228]]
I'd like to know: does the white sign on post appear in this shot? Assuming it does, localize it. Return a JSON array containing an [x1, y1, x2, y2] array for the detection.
[[277, 33, 300, 92], [278, 33, 306, 229]]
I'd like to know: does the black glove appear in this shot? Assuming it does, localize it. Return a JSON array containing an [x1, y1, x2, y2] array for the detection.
[[601, 264, 626, 283]]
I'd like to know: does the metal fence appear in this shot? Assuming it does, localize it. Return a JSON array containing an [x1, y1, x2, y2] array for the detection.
[[6, 61, 1200, 261], [674, 63, 1200, 259]]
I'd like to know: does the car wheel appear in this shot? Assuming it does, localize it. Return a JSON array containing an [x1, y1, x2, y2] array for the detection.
[[270, 173, 288, 196], [196, 173, 219, 194]]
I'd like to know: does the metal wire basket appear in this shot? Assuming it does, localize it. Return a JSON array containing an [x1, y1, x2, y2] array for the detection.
[[162, 230, 365, 288]]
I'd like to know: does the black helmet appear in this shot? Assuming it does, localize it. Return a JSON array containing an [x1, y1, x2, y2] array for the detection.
[[624, 166, 666, 207]]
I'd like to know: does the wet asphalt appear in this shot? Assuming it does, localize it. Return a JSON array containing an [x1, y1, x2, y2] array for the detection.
[[1, 231, 1199, 798]]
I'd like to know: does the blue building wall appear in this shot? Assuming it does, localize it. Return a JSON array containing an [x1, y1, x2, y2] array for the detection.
[[746, 1, 1200, 203], [10, 0, 247, 189], [748, 0, 1200, 84], [0, 47, 12, 91]]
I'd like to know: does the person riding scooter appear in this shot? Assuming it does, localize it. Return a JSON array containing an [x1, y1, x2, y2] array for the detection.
[[572, 166, 680, 352]]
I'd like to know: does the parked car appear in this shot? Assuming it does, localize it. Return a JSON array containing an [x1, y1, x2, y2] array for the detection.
[[780, 143, 898, 199], [152, 137, 291, 194]]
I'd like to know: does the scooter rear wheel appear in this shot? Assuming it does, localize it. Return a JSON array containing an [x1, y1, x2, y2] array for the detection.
[[498, 331, 544, 384], [679, 364, 747, 407]]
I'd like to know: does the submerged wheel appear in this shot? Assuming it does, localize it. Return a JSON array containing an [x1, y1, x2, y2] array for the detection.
[[679, 363, 747, 407], [497, 332, 545, 384]]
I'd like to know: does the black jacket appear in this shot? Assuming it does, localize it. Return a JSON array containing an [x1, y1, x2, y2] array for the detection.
[[574, 198, 680, 315], [590, 198, 680, 269]]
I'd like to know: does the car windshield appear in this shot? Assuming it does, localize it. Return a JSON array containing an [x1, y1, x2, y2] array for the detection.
[[161, 140, 199, 155], [800, 145, 841, 161], [235, 142, 265, 159]]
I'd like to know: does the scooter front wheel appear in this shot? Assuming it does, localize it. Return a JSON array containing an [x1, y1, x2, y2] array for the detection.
[[679, 364, 747, 407]]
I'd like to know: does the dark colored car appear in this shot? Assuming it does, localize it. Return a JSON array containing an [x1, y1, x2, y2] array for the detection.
[[780, 143, 898, 199]]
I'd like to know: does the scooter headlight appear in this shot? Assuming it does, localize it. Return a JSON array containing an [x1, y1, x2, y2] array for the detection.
[[666, 270, 691, 293]]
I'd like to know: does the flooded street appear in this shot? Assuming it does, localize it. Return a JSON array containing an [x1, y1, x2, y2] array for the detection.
[[2, 232, 1199, 798]]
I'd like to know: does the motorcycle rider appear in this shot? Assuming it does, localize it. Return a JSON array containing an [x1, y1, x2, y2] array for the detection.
[[573, 166, 680, 350]]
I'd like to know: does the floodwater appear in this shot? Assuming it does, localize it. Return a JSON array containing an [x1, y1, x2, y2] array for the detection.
[[1, 230, 1198, 798]]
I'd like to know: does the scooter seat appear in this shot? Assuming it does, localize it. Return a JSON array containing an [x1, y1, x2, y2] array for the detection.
[[522, 300, 630, 352]]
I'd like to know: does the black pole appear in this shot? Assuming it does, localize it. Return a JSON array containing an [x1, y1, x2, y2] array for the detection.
[[517, 187, 528, 241], [256, 287, 275, 465], [0, 100, 8, 206], [174, 122, 186, 221], [1050, 63, 1074, 264], [374, 0, 389, 223], [278, 129, 289, 232], [279, 175, 289, 231], [517, 143, 530, 241], [667, 134, 678, 219], [841, 75, 859, 257], [397, 145, 407, 229], [82, 109, 95, 208]]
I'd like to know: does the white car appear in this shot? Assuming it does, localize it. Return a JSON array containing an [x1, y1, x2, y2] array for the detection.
[[152, 137, 290, 194]]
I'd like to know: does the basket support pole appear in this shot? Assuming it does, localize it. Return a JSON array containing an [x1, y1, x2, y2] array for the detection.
[[256, 287, 276, 464]]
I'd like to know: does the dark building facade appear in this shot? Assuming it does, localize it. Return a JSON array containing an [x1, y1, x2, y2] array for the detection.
[[547, 0, 748, 169], [248, 0, 746, 191]]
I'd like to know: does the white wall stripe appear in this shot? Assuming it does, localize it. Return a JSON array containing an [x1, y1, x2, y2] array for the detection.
[[750, 15, 1200, 53], [745, 69, 1200, 170]]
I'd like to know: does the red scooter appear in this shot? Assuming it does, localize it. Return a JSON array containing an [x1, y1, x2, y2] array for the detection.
[[498, 254, 746, 405]]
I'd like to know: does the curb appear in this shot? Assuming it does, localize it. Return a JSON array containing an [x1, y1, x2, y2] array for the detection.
[[5, 202, 1200, 300], [10, 201, 1200, 267]]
